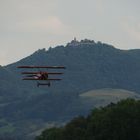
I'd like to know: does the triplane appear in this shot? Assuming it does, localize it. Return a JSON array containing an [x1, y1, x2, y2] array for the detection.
[[18, 66, 66, 87]]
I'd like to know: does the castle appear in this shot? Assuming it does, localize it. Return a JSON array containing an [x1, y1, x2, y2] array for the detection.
[[67, 37, 95, 46]]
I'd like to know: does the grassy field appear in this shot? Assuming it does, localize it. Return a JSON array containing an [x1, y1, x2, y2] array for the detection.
[[79, 88, 140, 107]]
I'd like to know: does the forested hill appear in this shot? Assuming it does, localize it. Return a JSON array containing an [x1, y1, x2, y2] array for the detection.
[[6, 39, 140, 94], [0, 39, 139, 139]]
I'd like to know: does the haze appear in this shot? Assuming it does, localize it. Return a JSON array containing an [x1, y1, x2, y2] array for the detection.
[[0, 0, 140, 65]]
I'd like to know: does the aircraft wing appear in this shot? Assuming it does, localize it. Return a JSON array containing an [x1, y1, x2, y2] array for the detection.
[[21, 72, 63, 74], [26, 74, 37, 77], [18, 66, 66, 69], [22, 78, 62, 81]]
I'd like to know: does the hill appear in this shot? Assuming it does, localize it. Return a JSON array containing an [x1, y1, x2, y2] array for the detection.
[[6, 39, 140, 93], [0, 39, 140, 138]]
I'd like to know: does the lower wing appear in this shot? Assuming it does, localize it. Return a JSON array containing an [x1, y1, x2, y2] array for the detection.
[[21, 72, 63, 75]]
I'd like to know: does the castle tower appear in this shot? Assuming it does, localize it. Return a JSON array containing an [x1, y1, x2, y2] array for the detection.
[[74, 37, 77, 42]]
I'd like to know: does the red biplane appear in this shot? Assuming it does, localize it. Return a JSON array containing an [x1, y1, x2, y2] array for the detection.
[[18, 66, 66, 87]]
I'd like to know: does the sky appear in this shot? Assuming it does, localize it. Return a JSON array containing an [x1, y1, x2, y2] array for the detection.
[[0, 0, 140, 65]]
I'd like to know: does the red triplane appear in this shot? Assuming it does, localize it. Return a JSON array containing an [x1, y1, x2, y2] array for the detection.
[[18, 66, 66, 87]]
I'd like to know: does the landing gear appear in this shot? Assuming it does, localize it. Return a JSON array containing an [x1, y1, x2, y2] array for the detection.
[[37, 82, 51, 87]]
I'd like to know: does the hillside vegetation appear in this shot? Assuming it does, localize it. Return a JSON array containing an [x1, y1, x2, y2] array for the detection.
[[36, 99, 140, 140]]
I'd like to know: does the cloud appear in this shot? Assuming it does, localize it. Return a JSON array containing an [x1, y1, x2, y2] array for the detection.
[[0, 51, 7, 66], [13, 16, 72, 35], [121, 18, 140, 42], [95, 0, 105, 16]]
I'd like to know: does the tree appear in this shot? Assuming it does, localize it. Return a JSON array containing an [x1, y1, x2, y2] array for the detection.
[[36, 99, 140, 140]]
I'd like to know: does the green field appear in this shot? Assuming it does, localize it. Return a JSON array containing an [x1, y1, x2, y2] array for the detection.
[[79, 88, 140, 107]]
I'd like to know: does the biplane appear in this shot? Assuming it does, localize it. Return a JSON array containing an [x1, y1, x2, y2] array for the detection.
[[17, 66, 66, 87]]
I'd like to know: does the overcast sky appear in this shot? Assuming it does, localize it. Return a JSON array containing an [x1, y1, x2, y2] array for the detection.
[[0, 0, 140, 65]]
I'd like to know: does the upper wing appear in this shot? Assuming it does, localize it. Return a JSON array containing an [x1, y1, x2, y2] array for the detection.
[[22, 78, 62, 81], [18, 66, 66, 69]]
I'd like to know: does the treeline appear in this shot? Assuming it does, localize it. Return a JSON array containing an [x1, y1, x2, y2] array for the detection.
[[35, 99, 140, 140]]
